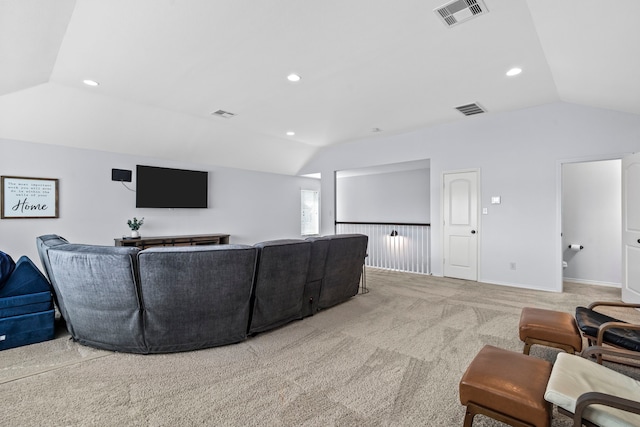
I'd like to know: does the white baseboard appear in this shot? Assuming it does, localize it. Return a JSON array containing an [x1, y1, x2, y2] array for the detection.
[[563, 277, 621, 288]]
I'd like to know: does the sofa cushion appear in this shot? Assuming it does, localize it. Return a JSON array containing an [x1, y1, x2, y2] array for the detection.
[[305, 237, 329, 282], [0, 256, 51, 297], [303, 237, 330, 317], [47, 244, 145, 353], [316, 234, 368, 310], [35, 234, 69, 282], [0, 309, 55, 351], [249, 239, 311, 334], [0, 291, 53, 318], [138, 245, 257, 352], [35, 235, 71, 330], [0, 250, 16, 289]]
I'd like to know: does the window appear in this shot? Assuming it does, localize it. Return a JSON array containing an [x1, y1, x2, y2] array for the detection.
[[301, 189, 319, 236]]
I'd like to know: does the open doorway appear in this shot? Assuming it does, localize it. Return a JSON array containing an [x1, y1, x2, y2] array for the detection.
[[335, 159, 431, 274], [561, 159, 621, 287]]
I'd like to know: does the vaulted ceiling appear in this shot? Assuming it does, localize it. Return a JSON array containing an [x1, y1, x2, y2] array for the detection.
[[1, 0, 639, 175]]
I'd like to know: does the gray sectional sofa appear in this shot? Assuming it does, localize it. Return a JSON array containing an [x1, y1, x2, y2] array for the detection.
[[36, 233, 368, 354]]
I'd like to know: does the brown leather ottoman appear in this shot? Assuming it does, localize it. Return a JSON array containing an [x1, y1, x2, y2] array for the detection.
[[459, 345, 552, 427], [519, 307, 582, 355]]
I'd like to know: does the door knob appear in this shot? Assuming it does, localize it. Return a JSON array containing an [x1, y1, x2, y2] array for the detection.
[[637, 239, 640, 244], [471, 230, 476, 234]]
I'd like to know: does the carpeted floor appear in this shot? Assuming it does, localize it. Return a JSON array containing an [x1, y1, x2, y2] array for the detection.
[[1, 269, 637, 426]]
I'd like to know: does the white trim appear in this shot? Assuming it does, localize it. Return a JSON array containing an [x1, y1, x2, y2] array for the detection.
[[300, 188, 320, 236], [441, 167, 481, 281], [563, 278, 621, 288], [481, 279, 563, 293], [555, 152, 629, 293]]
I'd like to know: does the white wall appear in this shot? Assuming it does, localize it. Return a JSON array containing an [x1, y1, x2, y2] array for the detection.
[[336, 168, 430, 223], [562, 159, 621, 286], [0, 138, 320, 265], [299, 102, 640, 292]]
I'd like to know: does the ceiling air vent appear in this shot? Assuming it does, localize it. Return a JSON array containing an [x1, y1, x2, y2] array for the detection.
[[435, 0, 488, 28], [211, 109, 236, 119], [455, 103, 486, 116]]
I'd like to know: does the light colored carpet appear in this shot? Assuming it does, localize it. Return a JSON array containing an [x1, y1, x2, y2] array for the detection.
[[1, 269, 637, 426]]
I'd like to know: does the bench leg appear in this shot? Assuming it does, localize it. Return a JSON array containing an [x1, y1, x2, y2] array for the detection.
[[463, 406, 475, 427]]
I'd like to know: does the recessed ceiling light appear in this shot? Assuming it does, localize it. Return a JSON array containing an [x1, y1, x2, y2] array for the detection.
[[83, 79, 99, 86], [506, 67, 522, 77], [286, 131, 295, 136], [287, 74, 301, 83]]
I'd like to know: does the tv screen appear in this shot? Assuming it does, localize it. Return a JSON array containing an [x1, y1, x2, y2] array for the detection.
[[136, 165, 208, 208]]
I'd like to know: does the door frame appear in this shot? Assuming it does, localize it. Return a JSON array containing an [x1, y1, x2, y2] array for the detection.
[[621, 152, 640, 303], [555, 153, 626, 293], [441, 168, 481, 281]]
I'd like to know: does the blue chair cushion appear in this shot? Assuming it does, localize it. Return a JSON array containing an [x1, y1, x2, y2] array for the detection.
[[575, 306, 640, 352], [0, 256, 51, 298], [0, 250, 16, 289]]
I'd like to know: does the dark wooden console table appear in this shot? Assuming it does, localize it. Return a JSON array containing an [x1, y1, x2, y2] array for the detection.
[[114, 233, 230, 249]]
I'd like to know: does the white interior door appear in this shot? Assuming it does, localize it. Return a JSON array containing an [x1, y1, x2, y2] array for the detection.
[[622, 152, 640, 303], [443, 170, 479, 281]]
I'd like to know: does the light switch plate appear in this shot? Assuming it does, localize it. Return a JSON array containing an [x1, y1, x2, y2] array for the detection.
[[482, 208, 488, 214], [491, 196, 501, 204]]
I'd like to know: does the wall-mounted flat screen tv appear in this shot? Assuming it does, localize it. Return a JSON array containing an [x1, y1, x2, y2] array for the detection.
[[136, 165, 208, 208]]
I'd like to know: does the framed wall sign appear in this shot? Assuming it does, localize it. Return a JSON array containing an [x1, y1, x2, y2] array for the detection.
[[1, 176, 59, 219]]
